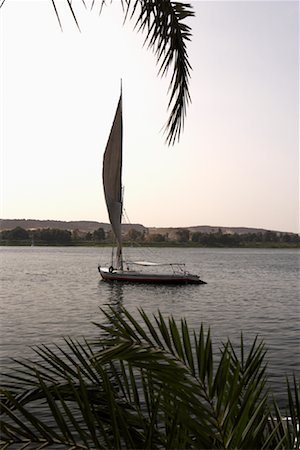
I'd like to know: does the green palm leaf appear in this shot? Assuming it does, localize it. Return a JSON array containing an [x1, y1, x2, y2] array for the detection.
[[1, 306, 299, 449], [93, 306, 270, 448], [263, 375, 300, 450]]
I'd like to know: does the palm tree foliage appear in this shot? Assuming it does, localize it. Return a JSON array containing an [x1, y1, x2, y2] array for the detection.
[[1, 0, 194, 146], [0, 306, 299, 449], [62, 0, 194, 145], [123, 0, 193, 145]]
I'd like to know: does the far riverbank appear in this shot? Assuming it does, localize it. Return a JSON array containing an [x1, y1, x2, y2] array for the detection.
[[1, 241, 299, 249], [1, 225, 299, 248]]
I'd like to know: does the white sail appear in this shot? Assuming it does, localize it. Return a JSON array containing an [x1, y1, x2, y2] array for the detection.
[[103, 94, 123, 269]]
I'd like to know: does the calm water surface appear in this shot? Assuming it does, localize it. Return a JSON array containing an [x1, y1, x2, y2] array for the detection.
[[1, 246, 299, 406]]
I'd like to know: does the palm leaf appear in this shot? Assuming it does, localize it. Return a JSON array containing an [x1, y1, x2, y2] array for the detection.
[[1, 306, 297, 449], [48, 0, 193, 146], [93, 306, 271, 448], [263, 375, 300, 450], [127, 0, 193, 144]]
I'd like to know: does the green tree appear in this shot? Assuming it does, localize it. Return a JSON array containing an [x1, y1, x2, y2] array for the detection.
[[37, 228, 72, 244], [175, 228, 190, 242], [85, 231, 93, 241], [93, 227, 105, 241], [5, 226, 29, 241], [0, 307, 299, 449], [191, 231, 202, 243], [126, 228, 142, 241], [263, 230, 279, 243], [148, 232, 166, 242]]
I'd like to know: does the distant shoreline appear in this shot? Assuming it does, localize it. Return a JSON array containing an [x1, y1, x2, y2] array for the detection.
[[0, 218, 297, 236], [1, 242, 299, 249], [1, 221, 299, 248]]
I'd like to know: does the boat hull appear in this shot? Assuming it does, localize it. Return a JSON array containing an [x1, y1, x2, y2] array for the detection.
[[99, 267, 206, 285]]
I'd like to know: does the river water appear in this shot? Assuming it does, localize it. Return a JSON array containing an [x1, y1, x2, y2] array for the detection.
[[0, 246, 299, 407]]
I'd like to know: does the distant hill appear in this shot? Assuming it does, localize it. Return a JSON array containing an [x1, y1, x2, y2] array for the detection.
[[148, 225, 288, 237], [0, 219, 294, 236], [0, 219, 146, 233]]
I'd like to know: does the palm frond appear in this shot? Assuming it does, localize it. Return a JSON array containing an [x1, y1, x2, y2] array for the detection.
[[127, 0, 194, 145], [1, 306, 298, 449], [263, 375, 300, 450], [36, 0, 194, 146], [50, 0, 63, 31], [65, 0, 82, 31], [93, 306, 270, 448]]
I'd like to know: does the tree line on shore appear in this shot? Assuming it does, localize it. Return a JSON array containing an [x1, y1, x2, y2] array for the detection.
[[1, 226, 299, 247]]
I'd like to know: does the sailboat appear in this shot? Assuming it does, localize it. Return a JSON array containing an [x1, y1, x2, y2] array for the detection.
[[98, 92, 206, 285]]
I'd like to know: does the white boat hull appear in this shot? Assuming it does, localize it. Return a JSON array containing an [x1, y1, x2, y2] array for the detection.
[[98, 267, 206, 285]]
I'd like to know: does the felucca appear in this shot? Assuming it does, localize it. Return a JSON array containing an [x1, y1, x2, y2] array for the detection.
[[98, 92, 206, 285]]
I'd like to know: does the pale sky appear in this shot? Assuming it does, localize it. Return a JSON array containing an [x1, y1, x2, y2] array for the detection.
[[1, 0, 299, 233]]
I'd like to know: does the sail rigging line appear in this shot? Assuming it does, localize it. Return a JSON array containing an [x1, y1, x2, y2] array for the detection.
[[121, 206, 169, 264], [122, 206, 131, 226]]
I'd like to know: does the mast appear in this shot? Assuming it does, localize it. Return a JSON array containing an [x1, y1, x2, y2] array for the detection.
[[103, 89, 123, 270]]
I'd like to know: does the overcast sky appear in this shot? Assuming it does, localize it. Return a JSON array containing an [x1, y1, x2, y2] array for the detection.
[[1, 0, 299, 233]]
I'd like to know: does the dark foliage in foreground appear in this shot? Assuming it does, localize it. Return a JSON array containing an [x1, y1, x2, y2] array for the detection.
[[0, 306, 299, 449]]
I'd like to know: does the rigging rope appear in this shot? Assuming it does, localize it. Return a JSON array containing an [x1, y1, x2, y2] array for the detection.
[[122, 207, 166, 264]]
